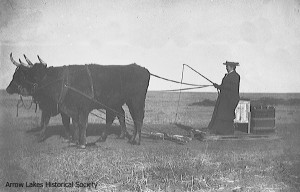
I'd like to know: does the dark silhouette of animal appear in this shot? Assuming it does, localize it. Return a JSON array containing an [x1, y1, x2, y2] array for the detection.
[[6, 53, 72, 141], [6, 53, 150, 148]]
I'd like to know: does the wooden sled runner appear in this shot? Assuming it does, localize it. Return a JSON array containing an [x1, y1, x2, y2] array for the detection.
[[203, 131, 279, 141]]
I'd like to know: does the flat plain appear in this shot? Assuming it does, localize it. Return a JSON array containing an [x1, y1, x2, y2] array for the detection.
[[0, 90, 300, 192]]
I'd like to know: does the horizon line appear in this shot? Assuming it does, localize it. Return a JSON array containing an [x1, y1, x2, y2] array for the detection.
[[0, 89, 299, 94]]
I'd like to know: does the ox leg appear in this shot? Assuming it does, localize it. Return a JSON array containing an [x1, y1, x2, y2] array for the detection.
[[38, 111, 51, 142], [127, 101, 138, 145], [133, 113, 144, 145], [97, 110, 115, 142], [136, 96, 147, 145], [78, 112, 88, 149], [137, 121, 143, 145], [61, 113, 71, 142], [70, 113, 80, 145], [117, 107, 128, 139], [27, 110, 45, 133], [127, 98, 145, 145], [72, 121, 79, 145]]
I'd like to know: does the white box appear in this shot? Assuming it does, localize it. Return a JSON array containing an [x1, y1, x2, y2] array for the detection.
[[234, 100, 250, 123]]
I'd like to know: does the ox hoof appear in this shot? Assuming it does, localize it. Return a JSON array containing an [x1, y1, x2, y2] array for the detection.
[[77, 145, 86, 149]]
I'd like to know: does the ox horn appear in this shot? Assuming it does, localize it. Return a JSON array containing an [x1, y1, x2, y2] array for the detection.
[[19, 59, 27, 66], [23, 54, 33, 66], [37, 55, 47, 66], [10, 53, 21, 67]]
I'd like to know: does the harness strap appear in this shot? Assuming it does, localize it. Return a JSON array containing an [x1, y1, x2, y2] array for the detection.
[[85, 64, 94, 99], [57, 65, 94, 112], [16, 95, 34, 117]]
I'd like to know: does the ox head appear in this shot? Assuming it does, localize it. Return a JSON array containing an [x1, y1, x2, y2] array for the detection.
[[6, 53, 33, 96], [6, 53, 48, 96]]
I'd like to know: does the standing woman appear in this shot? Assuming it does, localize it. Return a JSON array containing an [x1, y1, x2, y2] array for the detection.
[[208, 61, 240, 135]]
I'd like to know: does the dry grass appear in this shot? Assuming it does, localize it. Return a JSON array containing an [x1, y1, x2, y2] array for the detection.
[[1, 91, 300, 191], [15, 140, 296, 191]]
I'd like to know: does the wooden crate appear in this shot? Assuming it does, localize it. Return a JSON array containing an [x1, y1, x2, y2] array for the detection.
[[250, 105, 275, 133]]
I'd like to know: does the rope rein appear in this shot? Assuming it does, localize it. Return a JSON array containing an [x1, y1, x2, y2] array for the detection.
[[174, 64, 185, 122], [182, 64, 215, 84], [172, 64, 215, 123], [150, 73, 210, 87], [162, 85, 211, 92]]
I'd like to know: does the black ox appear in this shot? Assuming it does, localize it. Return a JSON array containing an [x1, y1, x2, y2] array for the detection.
[[7, 54, 128, 143], [7, 54, 74, 141], [6, 54, 150, 148]]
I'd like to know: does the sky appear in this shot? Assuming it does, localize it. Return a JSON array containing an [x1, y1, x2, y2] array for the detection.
[[0, 0, 300, 93]]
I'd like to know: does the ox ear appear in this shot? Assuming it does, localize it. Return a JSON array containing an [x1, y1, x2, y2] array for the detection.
[[37, 55, 47, 67], [23, 54, 33, 66], [10, 53, 21, 67]]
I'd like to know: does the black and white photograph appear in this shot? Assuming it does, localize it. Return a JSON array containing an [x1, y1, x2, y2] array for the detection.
[[1, 0, 300, 191]]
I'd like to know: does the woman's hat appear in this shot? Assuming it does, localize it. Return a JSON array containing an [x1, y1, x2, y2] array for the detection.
[[223, 61, 239, 66]]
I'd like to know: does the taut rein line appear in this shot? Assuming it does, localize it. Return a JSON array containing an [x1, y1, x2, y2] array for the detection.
[[161, 85, 211, 92], [150, 73, 211, 87], [149, 64, 214, 92]]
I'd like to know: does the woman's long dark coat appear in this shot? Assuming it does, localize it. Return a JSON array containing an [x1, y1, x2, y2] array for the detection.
[[208, 70, 240, 134]]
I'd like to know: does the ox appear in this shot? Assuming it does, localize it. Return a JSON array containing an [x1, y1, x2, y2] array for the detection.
[[6, 54, 131, 143], [6, 54, 72, 141], [6, 54, 150, 148]]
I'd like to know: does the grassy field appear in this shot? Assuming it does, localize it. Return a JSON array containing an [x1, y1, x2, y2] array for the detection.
[[0, 91, 300, 192]]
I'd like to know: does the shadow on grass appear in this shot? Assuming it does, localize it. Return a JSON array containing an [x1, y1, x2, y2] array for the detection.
[[26, 123, 194, 146], [26, 123, 122, 142]]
